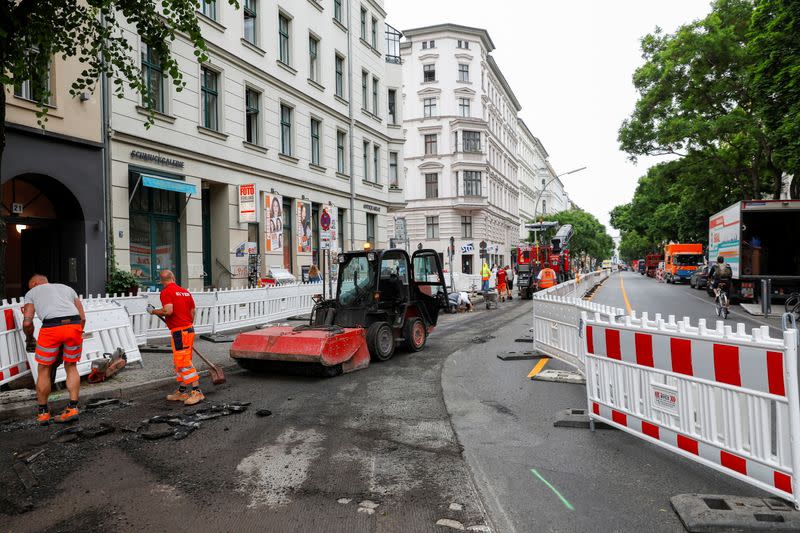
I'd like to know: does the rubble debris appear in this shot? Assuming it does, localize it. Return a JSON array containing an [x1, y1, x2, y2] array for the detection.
[[51, 426, 84, 443], [85, 398, 122, 410], [337, 498, 352, 504], [82, 423, 115, 439], [436, 518, 465, 530], [471, 335, 496, 344], [13, 461, 38, 491], [14, 448, 45, 465], [256, 409, 272, 417], [141, 425, 173, 440], [449, 503, 463, 511], [141, 401, 249, 441]]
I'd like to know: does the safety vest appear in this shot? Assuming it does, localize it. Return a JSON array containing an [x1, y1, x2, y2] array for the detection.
[[538, 268, 557, 289], [481, 264, 491, 281]]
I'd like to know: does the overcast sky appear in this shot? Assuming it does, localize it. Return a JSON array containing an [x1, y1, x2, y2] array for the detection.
[[384, 0, 713, 237]]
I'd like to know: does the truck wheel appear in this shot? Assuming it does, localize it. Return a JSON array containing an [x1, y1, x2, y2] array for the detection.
[[367, 322, 395, 362], [403, 318, 427, 352]]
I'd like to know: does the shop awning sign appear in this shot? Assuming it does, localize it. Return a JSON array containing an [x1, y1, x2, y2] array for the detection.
[[141, 175, 196, 195], [238, 183, 257, 223]]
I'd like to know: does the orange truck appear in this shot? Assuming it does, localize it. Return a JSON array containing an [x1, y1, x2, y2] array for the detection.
[[663, 243, 705, 284]]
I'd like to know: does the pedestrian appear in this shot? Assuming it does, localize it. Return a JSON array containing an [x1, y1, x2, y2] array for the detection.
[[496, 265, 508, 302], [308, 264, 322, 282], [505, 265, 514, 300], [537, 265, 557, 290], [22, 274, 86, 425], [481, 261, 491, 293], [148, 270, 204, 406]]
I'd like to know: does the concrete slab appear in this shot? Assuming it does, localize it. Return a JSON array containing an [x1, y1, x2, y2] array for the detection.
[[671, 494, 800, 532], [496, 351, 547, 361], [531, 369, 585, 384], [553, 408, 614, 429], [199, 333, 236, 343]]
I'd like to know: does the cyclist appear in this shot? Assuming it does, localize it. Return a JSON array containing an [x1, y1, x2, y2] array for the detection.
[[708, 256, 732, 312]]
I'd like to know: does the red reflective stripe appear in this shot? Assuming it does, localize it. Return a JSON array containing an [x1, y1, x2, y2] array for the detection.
[[670, 338, 693, 376], [4, 309, 14, 331], [767, 351, 786, 397], [720, 451, 747, 475], [605, 329, 621, 360], [713, 344, 741, 387], [10, 366, 19, 377], [0, 371, 4, 381], [775, 472, 793, 494], [677, 435, 699, 455], [635, 333, 654, 367], [586, 326, 594, 354], [641, 421, 659, 440], [611, 410, 627, 426], [592, 402, 599, 415]]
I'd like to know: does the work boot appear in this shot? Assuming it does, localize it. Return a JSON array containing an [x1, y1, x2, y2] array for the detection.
[[184, 389, 205, 406], [166, 389, 189, 402], [36, 411, 52, 426], [54, 407, 79, 424]]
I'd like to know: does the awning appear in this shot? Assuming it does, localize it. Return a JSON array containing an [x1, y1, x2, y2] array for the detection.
[[141, 175, 196, 195]]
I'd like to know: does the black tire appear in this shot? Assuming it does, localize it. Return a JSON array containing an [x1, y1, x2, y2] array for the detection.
[[689, 278, 695, 289], [367, 322, 395, 362], [403, 318, 427, 352]]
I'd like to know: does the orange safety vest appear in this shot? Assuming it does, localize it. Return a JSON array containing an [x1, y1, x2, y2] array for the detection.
[[538, 268, 557, 289]]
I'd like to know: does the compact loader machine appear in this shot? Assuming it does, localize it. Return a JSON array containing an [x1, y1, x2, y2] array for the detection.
[[230, 247, 448, 376]]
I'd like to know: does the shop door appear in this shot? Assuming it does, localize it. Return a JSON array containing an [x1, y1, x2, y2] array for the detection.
[[20, 227, 59, 285], [153, 216, 179, 281]]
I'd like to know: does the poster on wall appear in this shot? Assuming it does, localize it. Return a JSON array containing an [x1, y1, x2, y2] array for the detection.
[[239, 184, 257, 223], [320, 205, 338, 250], [264, 193, 283, 252], [296, 199, 312, 253]]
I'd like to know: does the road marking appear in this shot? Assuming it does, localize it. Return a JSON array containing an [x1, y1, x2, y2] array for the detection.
[[527, 357, 550, 378], [530, 468, 574, 511], [620, 275, 633, 315]]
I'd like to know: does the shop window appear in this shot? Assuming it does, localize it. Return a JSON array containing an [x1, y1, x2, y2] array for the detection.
[[282, 197, 293, 271], [462, 254, 473, 274], [366, 213, 376, 245]]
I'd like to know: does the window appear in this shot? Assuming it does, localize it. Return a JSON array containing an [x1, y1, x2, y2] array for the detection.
[[361, 70, 368, 109], [462, 254, 473, 274], [371, 16, 378, 48], [245, 88, 260, 144], [337, 130, 346, 173], [426, 216, 439, 239], [424, 134, 437, 155], [542, 199, 547, 213], [389, 152, 398, 187], [458, 64, 470, 82], [373, 145, 380, 182], [309, 35, 319, 81], [200, 67, 219, 131], [422, 40, 435, 49], [310, 118, 321, 165], [425, 173, 438, 199], [388, 89, 397, 124], [141, 43, 164, 112], [200, 0, 216, 20], [371, 77, 378, 115], [335, 54, 345, 97], [386, 24, 401, 64], [244, 0, 257, 44], [463, 131, 481, 152], [461, 216, 472, 238], [334, 0, 342, 22], [423, 64, 435, 83], [360, 8, 367, 40], [363, 140, 370, 180], [366, 213, 376, 245], [423, 98, 436, 118], [278, 13, 290, 65], [464, 171, 482, 196], [457, 40, 470, 49], [458, 97, 470, 117], [422, 41, 427, 50], [280, 104, 293, 155]]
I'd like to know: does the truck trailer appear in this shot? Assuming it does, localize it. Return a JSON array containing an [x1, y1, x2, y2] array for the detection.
[[664, 243, 704, 284], [708, 200, 800, 302]]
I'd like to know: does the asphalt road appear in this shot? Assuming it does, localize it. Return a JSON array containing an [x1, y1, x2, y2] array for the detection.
[[0, 303, 528, 533], [442, 271, 777, 533]]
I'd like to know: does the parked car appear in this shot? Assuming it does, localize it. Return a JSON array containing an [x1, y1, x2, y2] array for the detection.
[[690, 265, 710, 290], [638, 261, 646, 275]]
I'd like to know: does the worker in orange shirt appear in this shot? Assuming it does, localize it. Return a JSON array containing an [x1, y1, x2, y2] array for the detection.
[[537, 265, 558, 290]]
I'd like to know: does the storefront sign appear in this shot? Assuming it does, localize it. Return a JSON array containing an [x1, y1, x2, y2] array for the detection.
[[264, 193, 283, 252], [296, 199, 312, 253], [130, 150, 185, 169], [461, 242, 474, 253], [234, 242, 258, 257], [11, 203, 23, 214], [238, 184, 257, 223], [320, 206, 338, 250], [363, 203, 381, 213]]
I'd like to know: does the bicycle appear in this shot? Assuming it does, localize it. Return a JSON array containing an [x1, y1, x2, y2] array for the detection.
[[785, 291, 800, 318], [713, 282, 730, 319]]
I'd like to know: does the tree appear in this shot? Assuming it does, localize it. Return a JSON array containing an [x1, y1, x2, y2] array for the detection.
[[0, 0, 238, 296], [531, 209, 615, 264]]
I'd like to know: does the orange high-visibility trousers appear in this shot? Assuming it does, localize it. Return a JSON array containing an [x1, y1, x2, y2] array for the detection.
[[170, 327, 199, 385], [35, 324, 83, 365]]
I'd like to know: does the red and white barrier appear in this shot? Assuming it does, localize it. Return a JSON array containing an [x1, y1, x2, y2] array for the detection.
[[0, 300, 31, 386], [583, 311, 800, 507]]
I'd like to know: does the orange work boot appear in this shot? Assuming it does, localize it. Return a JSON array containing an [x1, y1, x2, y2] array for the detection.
[[36, 411, 52, 426], [54, 407, 79, 424], [183, 389, 205, 406], [166, 389, 189, 402]]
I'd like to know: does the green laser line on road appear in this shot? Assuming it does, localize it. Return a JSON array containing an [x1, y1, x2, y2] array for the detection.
[[530, 469, 574, 511]]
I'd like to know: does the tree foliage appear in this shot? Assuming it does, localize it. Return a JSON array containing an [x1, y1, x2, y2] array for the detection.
[[531, 209, 615, 263], [0, 0, 238, 296]]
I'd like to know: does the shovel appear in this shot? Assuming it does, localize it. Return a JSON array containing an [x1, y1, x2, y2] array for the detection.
[[148, 307, 226, 386]]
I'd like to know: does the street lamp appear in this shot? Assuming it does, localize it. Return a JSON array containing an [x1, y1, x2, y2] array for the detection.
[[531, 166, 586, 244]]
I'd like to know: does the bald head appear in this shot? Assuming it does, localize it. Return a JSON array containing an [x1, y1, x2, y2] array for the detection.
[[28, 274, 48, 290], [159, 270, 175, 288]]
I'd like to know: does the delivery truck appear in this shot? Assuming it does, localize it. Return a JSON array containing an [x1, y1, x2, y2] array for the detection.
[[663, 243, 704, 284], [708, 200, 800, 302]]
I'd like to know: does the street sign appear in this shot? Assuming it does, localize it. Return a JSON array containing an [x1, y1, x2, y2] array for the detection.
[[238, 184, 257, 223], [395, 218, 407, 241]]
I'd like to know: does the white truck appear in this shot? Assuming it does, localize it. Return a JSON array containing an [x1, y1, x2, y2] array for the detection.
[[708, 200, 800, 301]]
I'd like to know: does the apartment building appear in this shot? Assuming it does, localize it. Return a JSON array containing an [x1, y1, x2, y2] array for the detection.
[[2, 57, 105, 298], [110, 0, 405, 290], [394, 24, 523, 273]]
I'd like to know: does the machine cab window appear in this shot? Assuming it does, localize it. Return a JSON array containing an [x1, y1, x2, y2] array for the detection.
[[337, 254, 376, 306]]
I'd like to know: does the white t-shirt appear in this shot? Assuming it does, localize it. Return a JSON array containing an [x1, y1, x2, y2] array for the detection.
[[24, 283, 79, 320]]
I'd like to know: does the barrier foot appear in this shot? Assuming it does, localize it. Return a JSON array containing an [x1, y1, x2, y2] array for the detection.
[[553, 409, 613, 431], [497, 351, 547, 361], [589, 417, 595, 433], [671, 494, 800, 532]]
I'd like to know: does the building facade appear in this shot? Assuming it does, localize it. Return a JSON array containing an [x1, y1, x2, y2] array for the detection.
[[2, 57, 106, 298], [394, 24, 522, 273], [110, 0, 405, 290]]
